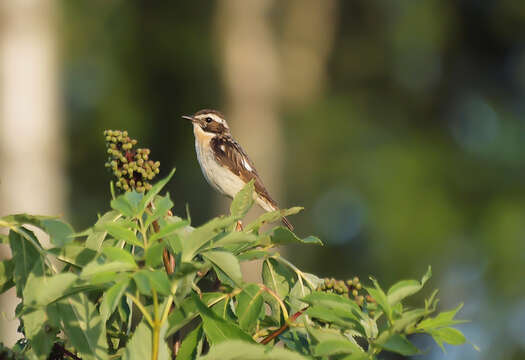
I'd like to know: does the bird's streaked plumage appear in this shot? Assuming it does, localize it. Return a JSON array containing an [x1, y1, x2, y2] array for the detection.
[[184, 109, 293, 231]]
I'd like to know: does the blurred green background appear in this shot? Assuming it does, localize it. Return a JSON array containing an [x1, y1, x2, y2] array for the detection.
[[2, 0, 525, 358]]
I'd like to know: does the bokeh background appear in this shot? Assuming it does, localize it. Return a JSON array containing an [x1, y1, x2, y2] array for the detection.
[[2, 1, 525, 359]]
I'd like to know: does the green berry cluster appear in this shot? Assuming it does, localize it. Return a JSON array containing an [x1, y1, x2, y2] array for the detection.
[[103, 130, 160, 192], [318, 276, 367, 306]]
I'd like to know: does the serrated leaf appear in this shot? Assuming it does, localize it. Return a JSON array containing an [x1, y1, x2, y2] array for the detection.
[[145, 194, 174, 228], [314, 339, 365, 357], [85, 210, 121, 251], [387, 266, 431, 306], [177, 324, 203, 360], [102, 222, 142, 247], [167, 292, 226, 336], [245, 207, 303, 232], [145, 241, 167, 268], [378, 334, 419, 355], [133, 269, 171, 296], [149, 220, 188, 243], [193, 294, 253, 345], [230, 180, 255, 218], [81, 260, 136, 279], [199, 340, 307, 360], [123, 321, 170, 360], [0, 259, 15, 294], [100, 278, 130, 322], [417, 303, 466, 330], [202, 250, 242, 286], [236, 284, 264, 332], [53, 293, 107, 359], [22, 309, 58, 359], [9, 230, 42, 297], [24, 272, 77, 306], [138, 168, 176, 216], [430, 327, 467, 351], [266, 227, 323, 246], [181, 216, 237, 262], [102, 247, 137, 266]]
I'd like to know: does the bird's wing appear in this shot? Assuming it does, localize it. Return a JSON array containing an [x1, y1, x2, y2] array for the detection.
[[210, 135, 294, 231], [210, 135, 275, 206]]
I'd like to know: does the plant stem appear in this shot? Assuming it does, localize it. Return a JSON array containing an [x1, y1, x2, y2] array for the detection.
[[126, 293, 154, 327]]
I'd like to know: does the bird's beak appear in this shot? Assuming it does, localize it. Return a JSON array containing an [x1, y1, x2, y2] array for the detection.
[[182, 115, 196, 123]]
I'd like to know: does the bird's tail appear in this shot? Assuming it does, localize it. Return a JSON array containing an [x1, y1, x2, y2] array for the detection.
[[282, 216, 294, 231]]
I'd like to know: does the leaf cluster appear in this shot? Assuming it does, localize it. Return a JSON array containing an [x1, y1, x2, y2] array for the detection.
[[0, 170, 470, 359]]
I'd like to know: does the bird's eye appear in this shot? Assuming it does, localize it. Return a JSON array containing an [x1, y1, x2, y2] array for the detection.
[[205, 117, 213, 123]]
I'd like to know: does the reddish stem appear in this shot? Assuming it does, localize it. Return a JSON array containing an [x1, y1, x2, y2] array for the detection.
[[260, 307, 307, 345]]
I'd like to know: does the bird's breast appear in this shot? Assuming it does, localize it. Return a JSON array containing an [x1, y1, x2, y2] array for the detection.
[[194, 128, 245, 198]]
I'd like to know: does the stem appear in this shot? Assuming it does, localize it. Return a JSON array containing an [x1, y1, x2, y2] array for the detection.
[[259, 284, 289, 320], [260, 307, 307, 345], [126, 293, 154, 327], [151, 288, 160, 360]]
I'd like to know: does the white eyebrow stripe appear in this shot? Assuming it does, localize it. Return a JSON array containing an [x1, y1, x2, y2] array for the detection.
[[242, 158, 253, 172]]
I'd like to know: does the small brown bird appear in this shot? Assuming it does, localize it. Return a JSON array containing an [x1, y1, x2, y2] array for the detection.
[[183, 109, 293, 231]]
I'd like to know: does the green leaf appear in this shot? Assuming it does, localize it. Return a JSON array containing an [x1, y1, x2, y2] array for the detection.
[[206, 231, 257, 250], [289, 280, 311, 316], [59, 244, 97, 267], [85, 210, 121, 251], [393, 308, 426, 332], [237, 249, 270, 261], [181, 216, 238, 262], [262, 258, 292, 321], [149, 220, 188, 243], [81, 260, 136, 279], [177, 324, 203, 360], [0, 259, 15, 294], [387, 266, 431, 306], [102, 247, 137, 266], [138, 168, 176, 215], [202, 250, 242, 286], [145, 241, 167, 268], [230, 180, 255, 218], [53, 293, 107, 359], [167, 292, 225, 336], [102, 222, 142, 247], [417, 303, 466, 330], [123, 321, 170, 360], [199, 340, 307, 360], [111, 192, 142, 218], [145, 194, 174, 228], [236, 284, 264, 332], [266, 227, 323, 246], [22, 309, 58, 359], [302, 291, 363, 316], [133, 269, 171, 296], [100, 278, 130, 322], [193, 294, 253, 345], [378, 334, 419, 356], [9, 230, 41, 297], [429, 327, 467, 351], [24, 272, 78, 306], [314, 339, 365, 357], [41, 219, 74, 246], [245, 207, 303, 232], [365, 278, 391, 320]]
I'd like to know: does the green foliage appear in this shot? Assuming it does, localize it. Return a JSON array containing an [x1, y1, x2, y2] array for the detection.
[[0, 167, 471, 359]]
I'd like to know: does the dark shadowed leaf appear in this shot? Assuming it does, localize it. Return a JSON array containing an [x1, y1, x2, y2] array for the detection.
[[0, 259, 15, 294], [100, 278, 130, 322], [202, 250, 242, 286], [177, 324, 203, 360], [9, 230, 42, 297]]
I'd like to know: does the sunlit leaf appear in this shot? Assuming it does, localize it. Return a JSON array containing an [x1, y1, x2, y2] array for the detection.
[[138, 168, 176, 215], [230, 180, 255, 218], [100, 278, 130, 322], [377, 334, 419, 356], [199, 340, 307, 360], [236, 284, 264, 332], [202, 250, 242, 286]]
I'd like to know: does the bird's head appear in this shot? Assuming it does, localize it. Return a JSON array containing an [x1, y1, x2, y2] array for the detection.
[[182, 109, 230, 135]]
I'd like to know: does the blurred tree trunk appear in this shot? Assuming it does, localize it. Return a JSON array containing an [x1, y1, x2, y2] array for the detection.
[[281, 0, 338, 106], [215, 0, 281, 282], [0, 0, 64, 345]]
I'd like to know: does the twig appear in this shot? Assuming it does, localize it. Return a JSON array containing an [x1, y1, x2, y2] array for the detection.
[[260, 307, 307, 345]]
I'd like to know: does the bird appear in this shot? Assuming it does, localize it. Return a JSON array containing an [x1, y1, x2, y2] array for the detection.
[[183, 109, 294, 231]]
